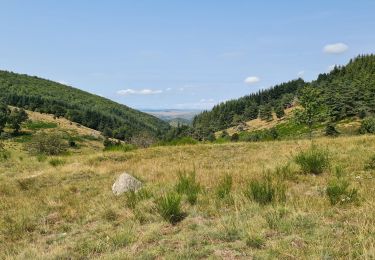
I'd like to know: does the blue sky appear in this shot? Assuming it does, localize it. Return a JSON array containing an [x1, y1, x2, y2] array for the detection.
[[1, 0, 374, 110]]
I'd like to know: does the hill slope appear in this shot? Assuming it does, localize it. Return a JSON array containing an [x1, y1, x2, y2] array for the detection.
[[193, 55, 375, 135], [0, 71, 170, 140]]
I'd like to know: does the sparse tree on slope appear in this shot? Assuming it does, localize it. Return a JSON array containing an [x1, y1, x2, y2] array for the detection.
[[293, 86, 326, 139]]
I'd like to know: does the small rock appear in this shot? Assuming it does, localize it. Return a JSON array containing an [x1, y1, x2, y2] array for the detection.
[[112, 173, 142, 196]]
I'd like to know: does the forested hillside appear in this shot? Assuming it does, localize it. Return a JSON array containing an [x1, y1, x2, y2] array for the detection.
[[0, 71, 170, 140], [193, 55, 375, 134], [193, 79, 305, 133], [315, 55, 375, 121]]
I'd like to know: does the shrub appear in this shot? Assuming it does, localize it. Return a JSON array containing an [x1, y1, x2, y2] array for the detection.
[[156, 192, 185, 225], [325, 122, 340, 136], [231, 133, 239, 142], [216, 174, 233, 199], [49, 158, 65, 167], [27, 132, 67, 155], [245, 176, 286, 205], [326, 178, 358, 205], [359, 117, 375, 134], [175, 171, 200, 205], [295, 147, 329, 175]]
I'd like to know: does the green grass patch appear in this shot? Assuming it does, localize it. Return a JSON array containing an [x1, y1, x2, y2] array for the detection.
[[24, 120, 57, 130], [156, 192, 185, 225]]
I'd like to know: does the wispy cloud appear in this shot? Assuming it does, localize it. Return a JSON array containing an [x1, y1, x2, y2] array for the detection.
[[297, 71, 305, 78], [117, 89, 163, 96], [244, 76, 260, 85], [323, 43, 349, 54]]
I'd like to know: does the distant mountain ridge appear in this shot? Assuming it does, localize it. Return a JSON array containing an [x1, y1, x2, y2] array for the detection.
[[0, 71, 170, 140]]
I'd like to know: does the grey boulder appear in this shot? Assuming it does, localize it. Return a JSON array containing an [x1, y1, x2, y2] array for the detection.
[[112, 173, 142, 196]]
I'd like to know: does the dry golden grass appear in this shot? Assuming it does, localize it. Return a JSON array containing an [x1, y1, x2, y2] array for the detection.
[[1, 133, 375, 259]]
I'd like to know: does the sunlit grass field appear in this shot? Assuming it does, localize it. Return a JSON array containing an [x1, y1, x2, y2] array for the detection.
[[1, 130, 375, 259]]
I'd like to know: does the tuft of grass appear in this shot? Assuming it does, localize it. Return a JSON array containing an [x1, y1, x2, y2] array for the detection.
[[110, 227, 134, 249], [326, 178, 359, 205], [215, 174, 233, 199], [0, 149, 10, 161], [364, 155, 375, 170], [156, 192, 185, 225], [295, 146, 330, 175], [103, 209, 119, 222], [175, 171, 200, 205], [245, 235, 265, 249], [49, 158, 65, 167], [245, 176, 286, 205], [125, 189, 152, 209]]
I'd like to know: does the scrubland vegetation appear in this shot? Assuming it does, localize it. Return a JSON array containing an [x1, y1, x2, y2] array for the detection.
[[1, 115, 375, 259]]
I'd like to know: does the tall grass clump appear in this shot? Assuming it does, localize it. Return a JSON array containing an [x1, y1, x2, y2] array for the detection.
[[175, 171, 200, 205], [244, 176, 286, 205], [0, 143, 10, 161], [294, 146, 329, 175], [364, 155, 375, 170], [326, 177, 358, 205], [156, 192, 185, 225], [216, 174, 233, 199], [49, 158, 65, 167]]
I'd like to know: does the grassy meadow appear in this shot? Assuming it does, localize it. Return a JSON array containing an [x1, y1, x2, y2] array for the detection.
[[1, 124, 375, 259]]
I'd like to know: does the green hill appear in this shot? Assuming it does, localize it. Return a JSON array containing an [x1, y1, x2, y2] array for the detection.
[[0, 71, 170, 140], [193, 55, 375, 136]]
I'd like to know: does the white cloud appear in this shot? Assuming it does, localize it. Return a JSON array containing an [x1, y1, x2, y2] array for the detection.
[[166, 88, 172, 91], [297, 71, 305, 78], [117, 89, 163, 96], [244, 76, 260, 85], [323, 43, 349, 54]]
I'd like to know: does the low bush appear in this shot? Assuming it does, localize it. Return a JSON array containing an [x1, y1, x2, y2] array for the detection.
[[156, 192, 185, 225], [216, 174, 233, 199], [175, 171, 200, 205], [27, 132, 67, 155], [295, 147, 329, 175], [359, 117, 375, 134], [325, 122, 340, 136], [244, 176, 286, 205], [326, 178, 358, 205]]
